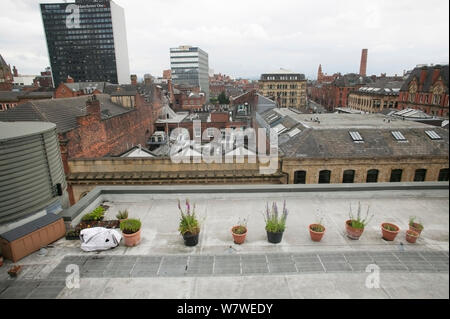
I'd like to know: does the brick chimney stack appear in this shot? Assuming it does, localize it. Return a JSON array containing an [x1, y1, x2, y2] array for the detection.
[[359, 49, 368, 77], [13, 66, 18, 77], [66, 75, 74, 84], [86, 94, 101, 117], [130, 74, 137, 86]]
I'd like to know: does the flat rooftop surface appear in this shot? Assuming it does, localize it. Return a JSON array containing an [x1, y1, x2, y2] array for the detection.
[[273, 109, 434, 129], [0, 186, 448, 299]]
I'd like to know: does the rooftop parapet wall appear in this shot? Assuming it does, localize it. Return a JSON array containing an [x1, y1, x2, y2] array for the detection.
[[68, 157, 281, 174]]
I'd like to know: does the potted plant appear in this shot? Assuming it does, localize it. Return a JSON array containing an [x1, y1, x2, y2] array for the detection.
[[8, 265, 22, 277], [409, 216, 424, 235], [81, 206, 106, 225], [120, 219, 142, 247], [381, 223, 400, 241], [178, 199, 200, 247], [309, 218, 326, 242], [264, 201, 288, 244], [406, 230, 419, 243], [231, 218, 248, 245], [346, 202, 373, 240], [116, 210, 129, 223]]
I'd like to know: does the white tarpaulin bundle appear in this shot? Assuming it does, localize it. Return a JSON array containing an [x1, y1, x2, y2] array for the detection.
[[80, 227, 122, 252]]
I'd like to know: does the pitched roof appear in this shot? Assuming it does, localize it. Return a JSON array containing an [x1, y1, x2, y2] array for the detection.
[[333, 73, 373, 87], [400, 64, 449, 93], [0, 94, 130, 133], [279, 126, 449, 159]]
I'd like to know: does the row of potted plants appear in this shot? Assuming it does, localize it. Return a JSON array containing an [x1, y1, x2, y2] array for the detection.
[[312, 203, 424, 243], [178, 200, 425, 246], [70, 200, 425, 248]]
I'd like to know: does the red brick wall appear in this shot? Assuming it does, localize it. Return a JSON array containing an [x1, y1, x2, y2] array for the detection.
[[62, 90, 163, 159], [55, 83, 78, 99]]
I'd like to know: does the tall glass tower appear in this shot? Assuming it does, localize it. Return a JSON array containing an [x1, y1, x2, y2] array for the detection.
[[170, 46, 209, 100], [40, 0, 130, 86]]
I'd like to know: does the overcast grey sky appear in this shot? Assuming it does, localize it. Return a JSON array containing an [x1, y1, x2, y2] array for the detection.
[[1, 0, 449, 80]]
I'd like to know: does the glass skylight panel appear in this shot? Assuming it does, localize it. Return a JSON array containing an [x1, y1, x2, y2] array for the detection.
[[425, 130, 442, 140], [288, 128, 301, 137], [349, 131, 363, 142], [273, 124, 288, 135], [391, 131, 407, 141]]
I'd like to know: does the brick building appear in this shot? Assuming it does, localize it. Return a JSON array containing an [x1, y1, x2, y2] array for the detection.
[[0, 54, 13, 91], [259, 69, 307, 109], [54, 76, 111, 98], [0, 84, 166, 204], [397, 64, 449, 117], [309, 73, 373, 111], [348, 78, 403, 113]]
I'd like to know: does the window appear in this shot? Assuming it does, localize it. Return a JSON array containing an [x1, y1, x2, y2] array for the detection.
[[194, 127, 201, 138], [318, 170, 331, 184], [390, 169, 403, 182], [425, 130, 442, 140], [342, 170, 355, 183], [438, 168, 449, 181], [294, 171, 306, 184], [349, 131, 363, 143], [414, 169, 427, 182], [366, 169, 379, 183], [207, 127, 215, 138], [391, 131, 407, 142]]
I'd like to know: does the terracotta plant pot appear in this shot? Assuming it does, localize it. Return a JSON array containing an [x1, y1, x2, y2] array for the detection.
[[409, 223, 423, 236], [183, 232, 199, 247], [122, 228, 141, 247], [381, 223, 400, 241], [8, 265, 22, 277], [406, 230, 419, 243], [231, 226, 247, 245], [267, 231, 284, 244], [309, 224, 326, 242], [345, 220, 364, 240]]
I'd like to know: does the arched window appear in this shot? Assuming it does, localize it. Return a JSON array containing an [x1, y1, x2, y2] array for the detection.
[[318, 170, 331, 184], [366, 169, 379, 183], [343, 170, 355, 183], [294, 171, 307, 184], [390, 169, 403, 182], [438, 168, 449, 182], [414, 169, 427, 182]]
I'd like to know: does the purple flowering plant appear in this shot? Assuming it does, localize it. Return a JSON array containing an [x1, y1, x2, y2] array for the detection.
[[264, 201, 288, 233], [178, 199, 200, 235]]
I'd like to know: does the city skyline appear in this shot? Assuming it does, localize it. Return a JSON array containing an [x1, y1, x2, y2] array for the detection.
[[0, 0, 449, 80]]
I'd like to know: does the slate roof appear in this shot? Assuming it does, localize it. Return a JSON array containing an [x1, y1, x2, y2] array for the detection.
[[64, 82, 112, 93], [400, 64, 449, 93], [0, 91, 54, 102], [0, 94, 130, 133], [258, 108, 449, 159], [333, 73, 373, 87], [279, 126, 449, 159]]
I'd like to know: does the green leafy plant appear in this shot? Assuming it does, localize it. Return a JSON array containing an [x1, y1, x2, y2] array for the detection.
[[232, 217, 248, 235], [178, 199, 200, 235], [383, 224, 398, 231], [116, 210, 129, 220], [82, 206, 105, 222], [349, 202, 373, 229], [120, 219, 142, 234], [409, 216, 424, 230], [310, 223, 325, 232], [264, 201, 288, 233]]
